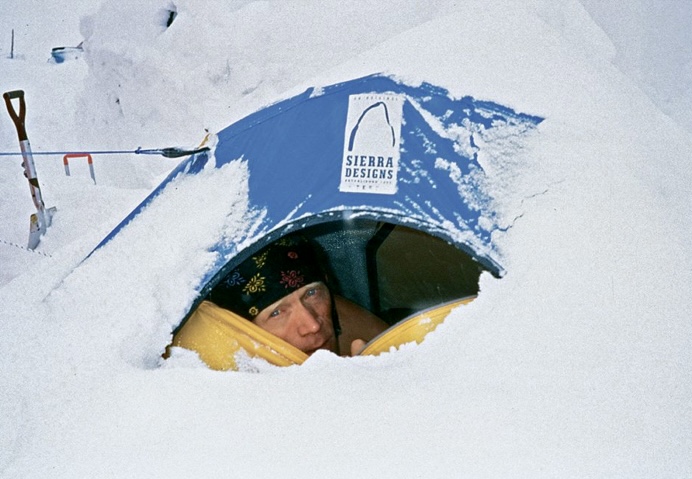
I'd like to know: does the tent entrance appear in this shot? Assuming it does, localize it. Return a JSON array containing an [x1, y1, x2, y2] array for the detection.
[[173, 216, 489, 368], [292, 218, 485, 326]]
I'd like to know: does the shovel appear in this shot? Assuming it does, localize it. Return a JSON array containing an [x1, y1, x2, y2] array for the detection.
[[3, 90, 56, 250]]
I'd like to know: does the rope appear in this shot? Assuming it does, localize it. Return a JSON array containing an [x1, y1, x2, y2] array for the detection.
[[0, 146, 209, 158], [0, 237, 53, 257], [1, 148, 141, 156]]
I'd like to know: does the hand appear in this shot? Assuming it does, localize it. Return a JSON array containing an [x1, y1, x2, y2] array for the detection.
[[350, 339, 366, 356]]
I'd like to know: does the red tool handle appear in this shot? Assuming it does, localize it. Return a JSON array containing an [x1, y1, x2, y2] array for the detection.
[[3, 90, 28, 141]]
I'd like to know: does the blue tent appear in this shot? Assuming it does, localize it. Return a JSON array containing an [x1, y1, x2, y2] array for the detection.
[[97, 74, 542, 325]]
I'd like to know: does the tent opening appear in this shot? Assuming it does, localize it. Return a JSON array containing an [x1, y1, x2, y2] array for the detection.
[[167, 216, 487, 370], [290, 218, 485, 326]]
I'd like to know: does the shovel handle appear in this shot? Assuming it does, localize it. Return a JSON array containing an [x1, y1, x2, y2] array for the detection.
[[3, 90, 27, 141]]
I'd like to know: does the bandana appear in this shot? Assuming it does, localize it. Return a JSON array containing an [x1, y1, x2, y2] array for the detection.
[[209, 235, 328, 319]]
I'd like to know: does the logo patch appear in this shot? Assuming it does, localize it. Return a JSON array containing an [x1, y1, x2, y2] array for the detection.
[[339, 94, 403, 195]]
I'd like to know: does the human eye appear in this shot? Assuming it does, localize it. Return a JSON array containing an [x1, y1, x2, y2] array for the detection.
[[255, 307, 281, 325], [304, 284, 326, 302]]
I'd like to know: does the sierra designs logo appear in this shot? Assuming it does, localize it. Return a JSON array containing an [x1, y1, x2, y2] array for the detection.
[[339, 94, 403, 194]]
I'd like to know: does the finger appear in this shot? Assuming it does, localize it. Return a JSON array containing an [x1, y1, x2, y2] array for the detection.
[[350, 339, 366, 356]]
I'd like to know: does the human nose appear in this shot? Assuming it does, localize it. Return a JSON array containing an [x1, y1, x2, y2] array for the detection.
[[294, 302, 321, 336]]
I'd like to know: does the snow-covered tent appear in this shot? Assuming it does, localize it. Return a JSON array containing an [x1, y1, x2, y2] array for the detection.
[[96, 74, 542, 344]]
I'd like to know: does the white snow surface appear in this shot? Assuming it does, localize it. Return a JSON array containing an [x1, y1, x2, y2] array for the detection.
[[1, 0, 691, 477]]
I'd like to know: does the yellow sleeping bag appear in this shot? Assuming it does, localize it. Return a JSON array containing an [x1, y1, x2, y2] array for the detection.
[[169, 300, 308, 371], [169, 296, 475, 370], [358, 296, 475, 356]]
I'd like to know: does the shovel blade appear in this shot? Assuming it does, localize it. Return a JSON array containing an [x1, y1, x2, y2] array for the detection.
[[28, 213, 42, 250], [27, 206, 57, 250]]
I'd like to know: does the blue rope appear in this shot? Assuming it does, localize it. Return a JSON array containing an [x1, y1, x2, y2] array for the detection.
[[2, 148, 157, 156], [0, 146, 209, 158]]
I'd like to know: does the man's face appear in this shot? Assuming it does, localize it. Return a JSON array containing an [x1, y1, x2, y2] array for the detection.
[[253, 281, 337, 355]]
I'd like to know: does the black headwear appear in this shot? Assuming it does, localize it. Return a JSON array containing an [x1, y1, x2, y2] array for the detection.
[[209, 235, 341, 338]]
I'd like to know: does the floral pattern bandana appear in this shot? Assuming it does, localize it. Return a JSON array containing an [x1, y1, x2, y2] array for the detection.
[[209, 235, 328, 319]]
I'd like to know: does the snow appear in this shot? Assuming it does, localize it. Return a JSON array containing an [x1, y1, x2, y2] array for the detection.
[[1, 0, 691, 477]]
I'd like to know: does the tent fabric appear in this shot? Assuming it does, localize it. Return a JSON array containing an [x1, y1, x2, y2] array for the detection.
[[95, 74, 543, 318]]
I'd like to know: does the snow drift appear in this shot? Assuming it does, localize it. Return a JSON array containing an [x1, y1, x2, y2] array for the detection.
[[1, 0, 691, 477]]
